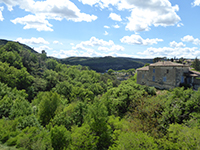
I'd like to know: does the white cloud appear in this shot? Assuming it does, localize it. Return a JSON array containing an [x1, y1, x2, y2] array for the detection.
[[2, 0, 97, 31], [70, 36, 125, 56], [53, 40, 63, 45], [125, 0, 181, 32], [181, 35, 194, 42], [16, 37, 49, 45], [120, 34, 163, 46], [34, 45, 52, 53], [177, 23, 184, 27], [11, 14, 53, 31], [113, 24, 120, 28], [98, 45, 124, 52], [79, 0, 181, 32], [170, 41, 185, 47], [104, 31, 108, 35], [0, 6, 4, 21], [192, 0, 200, 6], [138, 47, 199, 58], [181, 35, 200, 45], [51, 48, 129, 58], [73, 37, 114, 48], [109, 12, 122, 21], [104, 25, 110, 28]]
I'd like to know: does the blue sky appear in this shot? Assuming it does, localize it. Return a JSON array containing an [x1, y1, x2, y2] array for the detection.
[[0, 0, 200, 59]]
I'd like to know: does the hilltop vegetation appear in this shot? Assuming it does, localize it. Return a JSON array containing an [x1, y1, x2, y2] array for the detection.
[[1, 40, 200, 150], [60, 56, 153, 72]]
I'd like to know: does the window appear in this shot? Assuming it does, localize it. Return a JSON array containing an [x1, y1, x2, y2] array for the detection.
[[181, 76, 184, 83], [167, 69, 169, 73], [153, 69, 155, 73], [152, 76, 155, 82], [142, 74, 144, 79], [163, 76, 167, 82]]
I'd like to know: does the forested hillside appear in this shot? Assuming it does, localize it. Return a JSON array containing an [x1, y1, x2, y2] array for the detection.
[[1, 41, 200, 150], [59, 56, 152, 72]]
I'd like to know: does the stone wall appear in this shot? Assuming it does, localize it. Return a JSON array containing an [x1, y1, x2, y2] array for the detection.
[[146, 66, 177, 89], [137, 66, 189, 90], [137, 70, 149, 85]]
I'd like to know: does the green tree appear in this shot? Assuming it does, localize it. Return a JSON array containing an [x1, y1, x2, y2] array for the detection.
[[36, 91, 61, 126], [46, 59, 58, 71], [159, 124, 200, 150], [69, 124, 98, 150], [85, 99, 112, 150], [108, 69, 114, 75], [43, 69, 59, 91], [9, 98, 32, 119], [192, 57, 200, 71], [109, 131, 157, 150], [50, 125, 71, 150], [53, 81, 73, 100]]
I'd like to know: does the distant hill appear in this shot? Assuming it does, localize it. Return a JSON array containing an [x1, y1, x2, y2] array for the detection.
[[0, 39, 153, 72], [0, 39, 38, 54], [59, 56, 153, 72]]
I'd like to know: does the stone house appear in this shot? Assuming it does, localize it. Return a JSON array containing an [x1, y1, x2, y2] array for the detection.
[[137, 61, 200, 90]]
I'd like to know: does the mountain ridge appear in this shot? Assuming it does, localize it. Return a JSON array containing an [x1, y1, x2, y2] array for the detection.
[[0, 39, 153, 72]]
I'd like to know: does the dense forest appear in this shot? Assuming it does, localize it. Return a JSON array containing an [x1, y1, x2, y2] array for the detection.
[[1, 41, 200, 150]]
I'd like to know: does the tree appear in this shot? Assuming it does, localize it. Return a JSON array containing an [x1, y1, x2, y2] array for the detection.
[[109, 131, 157, 150], [69, 124, 98, 150], [50, 125, 71, 150], [108, 69, 114, 75], [46, 59, 58, 71], [127, 68, 135, 75], [36, 92, 61, 126], [85, 99, 112, 150], [192, 57, 200, 71]]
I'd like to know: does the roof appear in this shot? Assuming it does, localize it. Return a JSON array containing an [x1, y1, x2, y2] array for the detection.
[[150, 61, 188, 67], [186, 70, 200, 77], [137, 66, 149, 71]]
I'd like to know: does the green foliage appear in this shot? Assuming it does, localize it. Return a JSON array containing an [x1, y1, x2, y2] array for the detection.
[[46, 59, 58, 71], [43, 69, 59, 91], [69, 124, 98, 150], [36, 91, 62, 126], [51, 111, 73, 130], [102, 80, 155, 117], [0, 82, 28, 118], [53, 81, 73, 101], [4, 40, 200, 150], [108, 69, 114, 75], [109, 131, 158, 150], [161, 87, 195, 128], [15, 127, 52, 150], [16, 115, 41, 130], [50, 125, 71, 150], [0, 95, 13, 118], [0, 62, 34, 90], [9, 98, 32, 119], [192, 57, 200, 71], [60, 56, 150, 73], [159, 124, 200, 149], [85, 99, 112, 150], [128, 96, 165, 137]]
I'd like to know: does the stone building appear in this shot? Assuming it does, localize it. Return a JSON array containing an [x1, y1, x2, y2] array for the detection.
[[137, 61, 200, 90]]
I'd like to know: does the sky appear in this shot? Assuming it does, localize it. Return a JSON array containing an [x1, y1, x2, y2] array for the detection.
[[1, 0, 200, 59]]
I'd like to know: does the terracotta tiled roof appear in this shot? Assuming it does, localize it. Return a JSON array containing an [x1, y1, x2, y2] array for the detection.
[[137, 66, 149, 71], [150, 61, 188, 67]]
